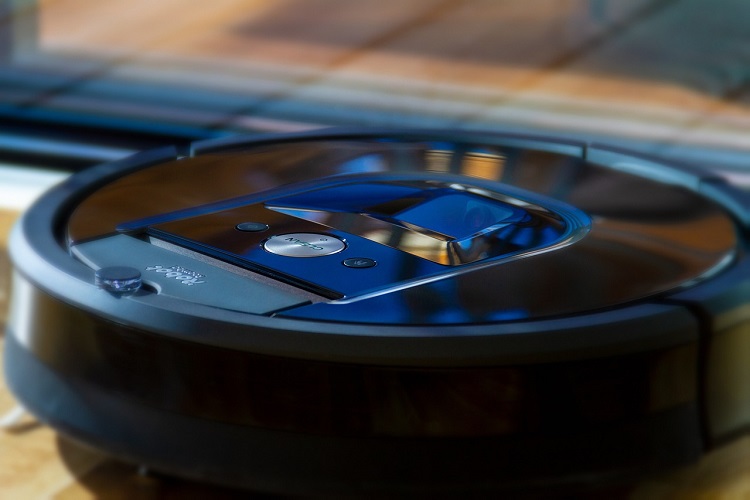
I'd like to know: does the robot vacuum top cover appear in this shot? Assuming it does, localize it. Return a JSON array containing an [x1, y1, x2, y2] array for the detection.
[[6, 129, 750, 496]]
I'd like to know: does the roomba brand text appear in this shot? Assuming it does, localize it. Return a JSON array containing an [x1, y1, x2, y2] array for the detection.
[[145, 265, 205, 285]]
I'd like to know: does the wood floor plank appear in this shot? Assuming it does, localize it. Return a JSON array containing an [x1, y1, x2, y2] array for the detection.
[[0, 209, 18, 329], [478, 0, 750, 152], [32, 0, 750, 155]]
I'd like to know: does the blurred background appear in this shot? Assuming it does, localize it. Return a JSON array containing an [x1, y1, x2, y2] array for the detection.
[[3, 0, 750, 171], [2, 0, 750, 497]]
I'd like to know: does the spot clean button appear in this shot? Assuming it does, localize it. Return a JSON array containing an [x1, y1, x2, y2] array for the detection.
[[343, 258, 377, 269], [263, 233, 346, 257]]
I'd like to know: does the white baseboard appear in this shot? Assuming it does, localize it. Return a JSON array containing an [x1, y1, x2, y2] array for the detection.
[[0, 164, 69, 210]]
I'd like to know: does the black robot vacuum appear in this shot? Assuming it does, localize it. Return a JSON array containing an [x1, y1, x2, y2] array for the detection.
[[5, 129, 750, 496]]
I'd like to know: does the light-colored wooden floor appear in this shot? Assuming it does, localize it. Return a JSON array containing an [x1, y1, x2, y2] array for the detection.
[[25, 0, 750, 160], [1, 207, 750, 499]]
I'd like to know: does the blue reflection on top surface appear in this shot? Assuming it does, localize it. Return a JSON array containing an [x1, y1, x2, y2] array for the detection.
[[270, 182, 519, 240], [142, 173, 590, 303]]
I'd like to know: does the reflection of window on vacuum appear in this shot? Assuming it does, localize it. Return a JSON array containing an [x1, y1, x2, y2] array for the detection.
[[267, 180, 566, 265]]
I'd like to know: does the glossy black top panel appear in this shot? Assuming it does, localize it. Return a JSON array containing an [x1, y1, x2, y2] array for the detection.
[[66, 133, 738, 324], [135, 175, 588, 299]]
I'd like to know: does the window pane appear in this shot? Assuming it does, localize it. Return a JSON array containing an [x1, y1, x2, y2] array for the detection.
[[0, 0, 748, 169]]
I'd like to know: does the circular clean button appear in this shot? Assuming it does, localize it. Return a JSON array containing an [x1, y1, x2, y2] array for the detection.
[[264, 233, 346, 257]]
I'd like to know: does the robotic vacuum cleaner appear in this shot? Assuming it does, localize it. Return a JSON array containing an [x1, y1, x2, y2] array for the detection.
[[5, 129, 750, 496]]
